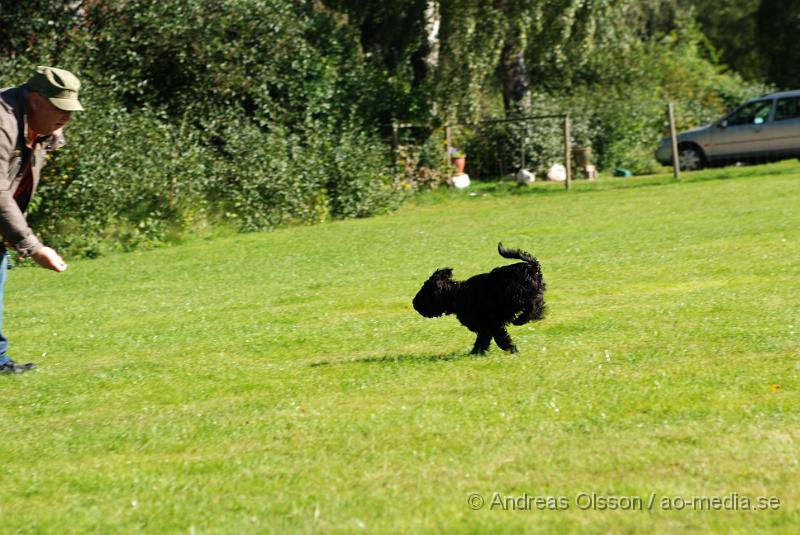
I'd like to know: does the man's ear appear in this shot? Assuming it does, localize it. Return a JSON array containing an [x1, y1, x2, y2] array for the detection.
[[27, 91, 45, 112]]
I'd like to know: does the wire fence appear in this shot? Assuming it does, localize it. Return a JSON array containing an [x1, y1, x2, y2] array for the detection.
[[391, 114, 580, 190], [386, 90, 800, 191]]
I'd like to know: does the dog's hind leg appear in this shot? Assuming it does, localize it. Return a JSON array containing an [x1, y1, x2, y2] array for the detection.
[[471, 331, 492, 355], [493, 327, 518, 353]]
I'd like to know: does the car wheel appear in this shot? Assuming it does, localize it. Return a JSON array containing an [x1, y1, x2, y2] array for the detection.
[[679, 146, 704, 171]]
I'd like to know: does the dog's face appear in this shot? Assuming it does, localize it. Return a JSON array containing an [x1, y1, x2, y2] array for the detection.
[[412, 268, 453, 318]]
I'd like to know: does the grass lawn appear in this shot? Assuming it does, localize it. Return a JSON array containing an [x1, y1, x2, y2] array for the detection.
[[2, 161, 798, 534]]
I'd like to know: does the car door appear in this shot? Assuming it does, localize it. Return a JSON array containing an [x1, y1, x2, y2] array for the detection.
[[764, 95, 800, 157], [706, 99, 774, 160]]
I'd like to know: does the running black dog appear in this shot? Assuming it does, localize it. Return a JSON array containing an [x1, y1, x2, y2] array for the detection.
[[412, 243, 546, 354]]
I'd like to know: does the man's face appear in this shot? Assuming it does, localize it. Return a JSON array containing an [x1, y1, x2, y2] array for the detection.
[[28, 92, 72, 136]]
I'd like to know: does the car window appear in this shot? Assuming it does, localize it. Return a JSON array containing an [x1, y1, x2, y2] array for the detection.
[[726, 100, 773, 126], [774, 97, 800, 121]]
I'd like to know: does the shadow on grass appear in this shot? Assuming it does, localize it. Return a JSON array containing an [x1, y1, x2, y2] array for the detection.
[[310, 351, 470, 367]]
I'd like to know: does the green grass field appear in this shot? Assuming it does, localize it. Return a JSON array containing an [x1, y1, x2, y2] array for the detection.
[[2, 162, 799, 534]]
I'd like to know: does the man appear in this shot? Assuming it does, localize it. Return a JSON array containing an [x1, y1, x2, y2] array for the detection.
[[0, 66, 82, 374]]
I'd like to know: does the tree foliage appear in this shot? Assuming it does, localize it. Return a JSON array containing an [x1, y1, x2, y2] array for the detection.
[[690, 0, 762, 80], [756, 0, 800, 89], [3, 0, 403, 256]]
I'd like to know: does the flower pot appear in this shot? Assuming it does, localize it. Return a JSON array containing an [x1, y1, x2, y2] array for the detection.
[[452, 156, 466, 174]]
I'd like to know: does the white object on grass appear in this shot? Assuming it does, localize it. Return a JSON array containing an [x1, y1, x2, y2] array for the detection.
[[515, 168, 535, 185], [452, 173, 470, 189], [547, 164, 566, 182]]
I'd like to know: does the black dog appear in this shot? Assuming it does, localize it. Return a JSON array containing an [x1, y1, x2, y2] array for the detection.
[[412, 243, 546, 354]]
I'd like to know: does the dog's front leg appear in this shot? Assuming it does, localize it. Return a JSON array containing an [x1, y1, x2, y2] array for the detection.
[[493, 327, 518, 353], [471, 331, 492, 355]]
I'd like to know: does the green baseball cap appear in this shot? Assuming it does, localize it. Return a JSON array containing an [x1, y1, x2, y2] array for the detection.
[[26, 66, 84, 111]]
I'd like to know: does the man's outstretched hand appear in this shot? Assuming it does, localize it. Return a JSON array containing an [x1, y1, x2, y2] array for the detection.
[[31, 246, 68, 272]]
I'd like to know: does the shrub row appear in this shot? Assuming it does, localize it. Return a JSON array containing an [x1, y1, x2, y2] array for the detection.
[[3, 0, 404, 256]]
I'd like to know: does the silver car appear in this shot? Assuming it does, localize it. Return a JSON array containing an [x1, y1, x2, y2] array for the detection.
[[656, 90, 800, 170]]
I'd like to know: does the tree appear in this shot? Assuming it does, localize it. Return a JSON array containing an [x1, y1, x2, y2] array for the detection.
[[756, 0, 800, 89], [320, 0, 439, 123], [690, 0, 763, 80], [0, 0, 87, 65]]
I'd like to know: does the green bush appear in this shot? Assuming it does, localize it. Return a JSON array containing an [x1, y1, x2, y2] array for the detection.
[[313, 127, 400, 219], [30, 94, 212, 256], [3, 0, 402, 256], [206, 118, 322, 231]]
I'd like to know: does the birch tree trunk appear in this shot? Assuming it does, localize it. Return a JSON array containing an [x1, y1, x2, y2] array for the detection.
[[423, 0, 441, 72]]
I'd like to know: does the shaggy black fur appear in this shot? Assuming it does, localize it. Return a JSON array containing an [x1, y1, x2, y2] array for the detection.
[[412, 243, 546, 354]]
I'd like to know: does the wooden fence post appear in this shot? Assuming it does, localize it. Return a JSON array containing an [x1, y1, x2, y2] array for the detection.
[[564, 113, 572, 191], [668, 102, 681, 181], [391, 122, 399, 177]]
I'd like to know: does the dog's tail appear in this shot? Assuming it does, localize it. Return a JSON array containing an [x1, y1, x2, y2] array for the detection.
[[498, 242, 539, 266], [498, 242, 546, 325]]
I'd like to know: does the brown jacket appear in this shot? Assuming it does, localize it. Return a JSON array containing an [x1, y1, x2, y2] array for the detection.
[[0, 85, 65, 256]]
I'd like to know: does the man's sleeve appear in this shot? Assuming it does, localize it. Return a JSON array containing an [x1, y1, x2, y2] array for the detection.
[[0, 120, 43, 256]]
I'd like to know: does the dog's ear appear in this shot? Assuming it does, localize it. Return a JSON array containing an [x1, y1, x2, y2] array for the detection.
[[431, 268, 453, 280]]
